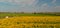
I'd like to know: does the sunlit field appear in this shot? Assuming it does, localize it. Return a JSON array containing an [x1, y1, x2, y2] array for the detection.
[[0, 16, 60, 28], [0, 12, 60, 28]]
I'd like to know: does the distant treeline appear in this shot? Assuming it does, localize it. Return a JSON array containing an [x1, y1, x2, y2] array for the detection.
[[0, 12, 60, 16]]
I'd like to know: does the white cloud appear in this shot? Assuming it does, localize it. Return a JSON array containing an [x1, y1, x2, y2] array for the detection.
[[0, 0, 36, 5], [52, 0, 56, 3], [53, 6, 60, 12], [0, 0, 60, 12], [40, 3, 49, 12], [39, 3, 60, 12]]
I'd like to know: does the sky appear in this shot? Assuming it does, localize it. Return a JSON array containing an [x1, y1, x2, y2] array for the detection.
[[0, 0, 60, 12]]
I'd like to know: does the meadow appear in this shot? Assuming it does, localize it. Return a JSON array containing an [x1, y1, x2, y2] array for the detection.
[[0, 12, 60, 28]]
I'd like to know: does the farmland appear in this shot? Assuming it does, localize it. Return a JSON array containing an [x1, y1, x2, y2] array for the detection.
[[0, 12, 60, 28]]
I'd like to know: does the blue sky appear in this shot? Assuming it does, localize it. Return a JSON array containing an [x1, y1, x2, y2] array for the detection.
[[0, 0, 60, 12]]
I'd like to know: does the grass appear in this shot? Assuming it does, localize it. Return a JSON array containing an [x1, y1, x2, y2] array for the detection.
[[0, 12, 60, 19]]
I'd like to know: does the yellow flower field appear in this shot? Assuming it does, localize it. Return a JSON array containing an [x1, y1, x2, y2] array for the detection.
[[0, 16, 60, 28]]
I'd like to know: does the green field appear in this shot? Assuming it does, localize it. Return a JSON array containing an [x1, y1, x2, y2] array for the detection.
[[0, 12, 60, 19]]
